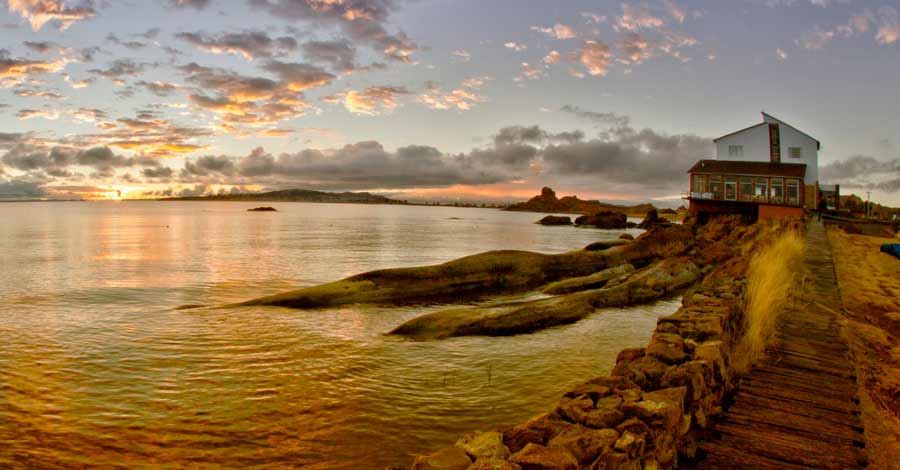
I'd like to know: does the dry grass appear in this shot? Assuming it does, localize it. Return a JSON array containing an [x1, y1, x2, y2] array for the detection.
[[828, 228, 900, 469], [732, 229, 805, 375]]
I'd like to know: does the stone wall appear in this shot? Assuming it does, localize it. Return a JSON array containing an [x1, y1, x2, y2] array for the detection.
[[397, 270, 747, 470]]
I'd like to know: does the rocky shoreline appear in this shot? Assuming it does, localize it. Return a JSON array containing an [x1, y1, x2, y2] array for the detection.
[[391, 216, 790, 470]]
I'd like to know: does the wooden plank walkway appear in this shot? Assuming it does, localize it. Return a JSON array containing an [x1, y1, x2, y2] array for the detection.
[[690, 220, 867, 470]]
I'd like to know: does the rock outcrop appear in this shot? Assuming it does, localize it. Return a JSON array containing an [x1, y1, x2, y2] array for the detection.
[[574, 212, 628, 229], [506, 187, 656, 217], [227, 224, 696, 310], [247, 206, 277, 212], [638, 208, 670, 229], [388, 258, 699, 340], [538, 215, 573, 226]]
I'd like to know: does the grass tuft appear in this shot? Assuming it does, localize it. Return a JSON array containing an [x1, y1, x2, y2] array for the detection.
[[733, 229, 805, 375]]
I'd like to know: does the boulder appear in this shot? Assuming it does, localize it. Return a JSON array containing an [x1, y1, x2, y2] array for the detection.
[[548, 425, 619, 466], [412, 446, 473, 470], [503, 413, 571, 453], [557, 395, 625, 429], [619, 233, 635, 240], [583, 240, 632, 251], [457, 431, 511, 461], [575, 211, 628, 229], [509, 443, 578, 470], [613, 431, 645, 459], [538, 215, 572, 226], [638, 209, 670, 229], [620, 387, 686, 432], [647, 333, 688, 365]]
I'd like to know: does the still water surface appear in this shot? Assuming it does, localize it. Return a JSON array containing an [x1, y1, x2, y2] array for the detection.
[[0, 201, 678, 469]]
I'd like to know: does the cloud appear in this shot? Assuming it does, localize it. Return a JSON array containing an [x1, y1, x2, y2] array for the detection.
[[614, 3, 665, 32], [577, 40, 613, 76], [531, 24, 576, 40], [619, 32, 652, 65], [302, 39, 358, 72], [561, 105, 630, 128], [23, 41, 61, 54], [0, 179, 47, 199], [418, 80, 486, 111], [250, 0, 417, 62], [776, 47, 788, 60], [17, 108, 59, 120], [0, 50, 68, 86], [662, 0, 686, 23], [504, 42, 527, 51], [136, 80, 180, 97], [176, 30, 299, 59], [169, 0, 210, 9], [820, 155, 900, 192], [876, 6, 900, 45], [88, 59, 147, 85], [261, 60, 335, 91], [515, 62, 546, 81], [451, 49, 471, 61], [337, 86, 410, 115], [7, 0, 95, 31], [798, 27, 835, 49]]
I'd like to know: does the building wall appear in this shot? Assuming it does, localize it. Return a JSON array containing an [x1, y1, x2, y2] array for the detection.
[[771, 120, 819, 185], [715, 124, 771, 164], [759, 204, 804, 221], [715, 117, 819, 186]]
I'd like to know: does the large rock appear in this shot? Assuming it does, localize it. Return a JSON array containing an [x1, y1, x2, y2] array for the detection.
[[538, 215, 572, 226], [557, 395, 625, 429], [638, 208, 670, 229], [509, 443, 578, 470], [412, 446, 473, 470], [542, 264, 635, 295], [548, 425, 619, 466], [575, 211, 628, 229], [583, 240, 632, 251], [457, 431, 511, 461], [646, 333, 688, 364], [620, 387, 686, 432], [503, 413, 571, 453]]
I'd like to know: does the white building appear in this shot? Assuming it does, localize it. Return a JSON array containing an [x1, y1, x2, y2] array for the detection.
[[713, 112, 819, 186]]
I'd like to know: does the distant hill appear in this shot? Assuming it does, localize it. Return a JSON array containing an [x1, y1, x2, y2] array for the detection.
[[505, 187, 656, 217], [163, 189, 404, 205]]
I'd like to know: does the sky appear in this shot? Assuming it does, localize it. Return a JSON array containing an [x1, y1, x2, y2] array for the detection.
[[1, 0, 899, 205]]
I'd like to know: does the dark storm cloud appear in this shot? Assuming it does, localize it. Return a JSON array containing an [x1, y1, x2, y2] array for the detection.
[[249, 0, 417, 62], [143, 166, 175, 179], [175, 30, 298, 59], [182, 155, 236, 176], [820, 155, 900, 192]]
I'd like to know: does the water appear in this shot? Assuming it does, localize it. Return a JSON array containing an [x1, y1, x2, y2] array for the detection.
[[0, 201, 679, 469]]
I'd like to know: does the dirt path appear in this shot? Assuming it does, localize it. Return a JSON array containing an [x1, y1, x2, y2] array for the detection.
[[691, 221, 867, 469]]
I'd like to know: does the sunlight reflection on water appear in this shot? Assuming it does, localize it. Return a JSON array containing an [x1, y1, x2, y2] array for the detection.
[[0, 201, 673, 469]]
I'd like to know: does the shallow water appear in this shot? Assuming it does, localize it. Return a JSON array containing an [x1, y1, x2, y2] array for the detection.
[[0, 201, 678, 469]]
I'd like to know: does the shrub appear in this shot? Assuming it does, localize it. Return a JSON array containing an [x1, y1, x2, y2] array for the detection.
[[733, 229, 805, 375]]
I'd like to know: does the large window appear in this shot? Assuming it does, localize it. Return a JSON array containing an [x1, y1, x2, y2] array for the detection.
[[724, 176, 737, 200], [755, 178, 768, 201], [709, 175, 723, 199], [693, 175, 707, 193], [789, 147, 802, 159], [740, 177, 754, 201], [728, 145, 744, 157], [770, 178, 784, 203], [786, 179, 800, 205]]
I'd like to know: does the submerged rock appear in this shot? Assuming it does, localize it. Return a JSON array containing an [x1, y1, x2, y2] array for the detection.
[[411, 446, 472, 470], [537, 215, 573, 226]]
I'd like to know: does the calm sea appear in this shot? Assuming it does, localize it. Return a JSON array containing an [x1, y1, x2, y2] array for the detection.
[[0, 201, 678, 469]]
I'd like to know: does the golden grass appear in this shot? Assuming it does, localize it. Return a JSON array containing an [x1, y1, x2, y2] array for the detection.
[[732, 229, 805, 375], [828, 228, 900, 469]]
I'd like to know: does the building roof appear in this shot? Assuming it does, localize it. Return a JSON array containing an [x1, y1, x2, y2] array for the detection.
[[688, 159, 807, 178], [712, 112, 821, 150]]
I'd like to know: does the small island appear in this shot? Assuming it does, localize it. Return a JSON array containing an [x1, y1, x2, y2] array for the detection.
[[247, 206, 278, 212]]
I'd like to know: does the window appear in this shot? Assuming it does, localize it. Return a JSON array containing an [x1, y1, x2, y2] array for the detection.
[[724, 176, 737, 200], [728, 145, 744, 157], [786, 179, 800, 205], [709, 175, 723, 199], [770, 178, 784, 203], [740, 177, 754, 201], [693, 175, 707, 193], [755, 178, 768, 201], [789, 147, 802, 159]]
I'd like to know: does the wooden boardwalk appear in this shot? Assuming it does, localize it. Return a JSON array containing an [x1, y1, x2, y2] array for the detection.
[[691, 221, 867, 469]]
